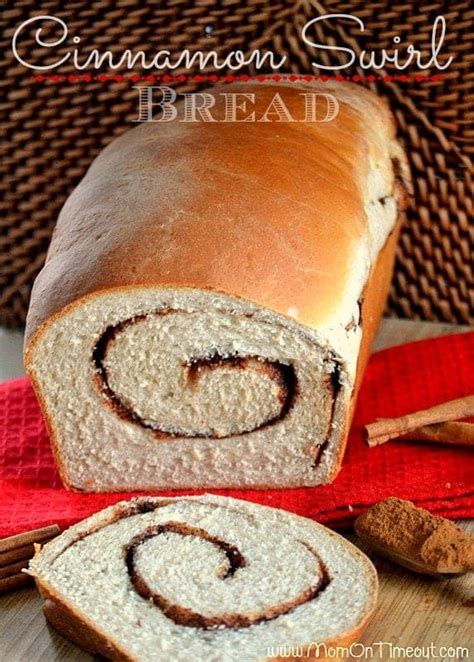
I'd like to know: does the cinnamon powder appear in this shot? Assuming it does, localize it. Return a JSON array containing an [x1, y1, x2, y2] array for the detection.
[[355, 497, 474, 573]]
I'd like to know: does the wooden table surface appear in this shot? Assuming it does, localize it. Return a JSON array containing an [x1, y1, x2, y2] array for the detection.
[[0, 319, 472, 661]]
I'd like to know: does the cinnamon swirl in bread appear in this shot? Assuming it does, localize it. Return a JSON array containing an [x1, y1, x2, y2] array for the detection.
[[24, 81, 410, 491]]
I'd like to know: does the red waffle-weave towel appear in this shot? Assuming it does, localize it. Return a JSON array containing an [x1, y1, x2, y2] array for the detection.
[[0, 332, 472, 536]]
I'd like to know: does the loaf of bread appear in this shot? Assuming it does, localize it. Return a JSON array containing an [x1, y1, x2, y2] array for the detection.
[[29, 495, 378, 661], [24, 81, 410, 491]]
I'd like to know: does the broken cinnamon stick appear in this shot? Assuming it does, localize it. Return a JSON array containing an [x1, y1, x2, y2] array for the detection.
[[398, 421, 474, 447], [365, 396, 474, 447]]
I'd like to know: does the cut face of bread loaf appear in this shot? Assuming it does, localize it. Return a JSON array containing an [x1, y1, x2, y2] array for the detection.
[[24, 81, 410, 491], [29, 495, 378, 661]]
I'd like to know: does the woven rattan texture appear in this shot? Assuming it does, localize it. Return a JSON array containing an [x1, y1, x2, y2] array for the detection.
[[1, 0, 473, 327]]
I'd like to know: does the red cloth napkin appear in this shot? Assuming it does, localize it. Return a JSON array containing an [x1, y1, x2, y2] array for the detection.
[[0, 332, 473, 537]]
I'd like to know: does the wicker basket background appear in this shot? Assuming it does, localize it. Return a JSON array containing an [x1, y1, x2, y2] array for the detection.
[[1, 0, 472, 328]]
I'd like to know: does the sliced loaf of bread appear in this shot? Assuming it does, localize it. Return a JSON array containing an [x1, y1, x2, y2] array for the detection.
[[29, 495, 378, 662]]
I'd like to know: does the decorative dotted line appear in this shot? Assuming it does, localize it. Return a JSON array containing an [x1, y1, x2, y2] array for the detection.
[[30, 73, 445, 84]]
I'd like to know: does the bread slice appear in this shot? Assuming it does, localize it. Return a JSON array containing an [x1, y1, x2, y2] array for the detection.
[[24, 81, 410, 491], [29, 495, 378, 661]]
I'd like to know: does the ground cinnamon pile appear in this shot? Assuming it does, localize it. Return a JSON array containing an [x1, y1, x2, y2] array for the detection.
[[355, 497, 474, 574]]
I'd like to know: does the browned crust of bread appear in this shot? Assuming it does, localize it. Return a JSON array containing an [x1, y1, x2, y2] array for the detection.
[[352, 187, 408, 406], [302, 201, 406, 486], [24, 81, 400, 346], [32, 497, 379, 661]]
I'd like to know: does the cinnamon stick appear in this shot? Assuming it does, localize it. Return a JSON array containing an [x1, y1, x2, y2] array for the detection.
[[0, 535, 61, 567], [0, 525, 61, 594], [0, 572, 33, 594], [0, 524, 60, 554], [0, 543, 40, 566], [365, 396, 474, 447], [0, 559, 30, 580], [399, 421, 474, 447]]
